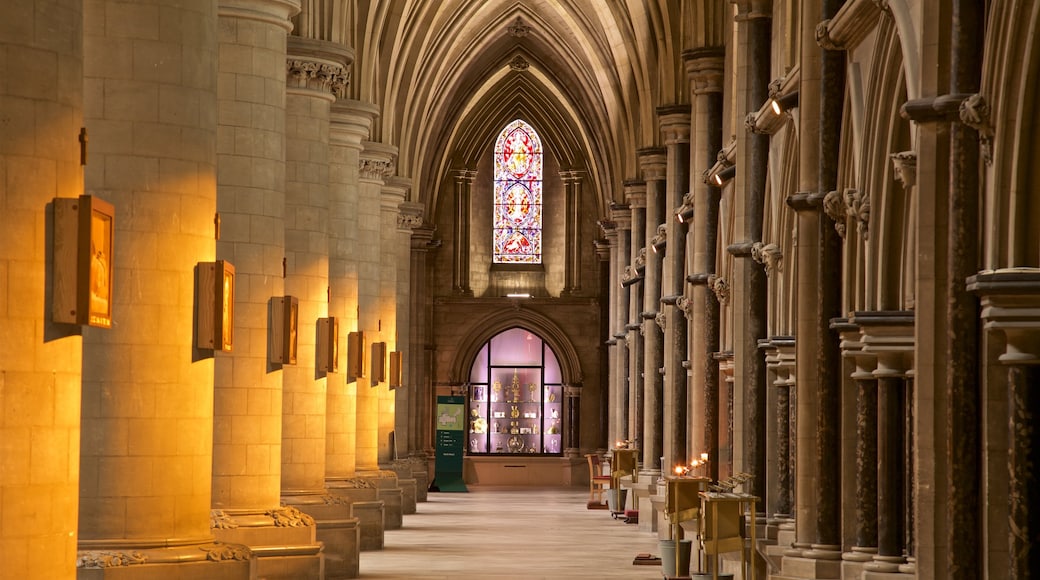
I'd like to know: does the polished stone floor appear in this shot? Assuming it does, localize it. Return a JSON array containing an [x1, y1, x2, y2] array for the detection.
[[359, 486, 666, 579]]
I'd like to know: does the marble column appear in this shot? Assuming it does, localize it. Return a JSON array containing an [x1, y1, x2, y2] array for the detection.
[[626, 182, 646, 447], [640, 148, 666, 476], [213, 1, 325, 576], [79, 0, 250, 575], [968, 270, 1040, 579], [282, 34, 360, 580], [835, 323, 878, 568], [613, 203, 632, 443], [1, 1, 82, 577], [452, 169, 475, 296], [946, 0, 985, 575], [659, 106, 691, 471], [561, 170, 583, 295], [684, 47, 725, 481], [730, 0, 771, 512], [773, 339, 797, 518]]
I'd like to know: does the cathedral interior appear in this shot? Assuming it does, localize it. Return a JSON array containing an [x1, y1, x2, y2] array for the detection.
[[2, 0, 1039, 578]]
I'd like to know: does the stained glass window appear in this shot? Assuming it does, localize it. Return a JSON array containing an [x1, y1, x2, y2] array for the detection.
[[493, 119, 542, 263]]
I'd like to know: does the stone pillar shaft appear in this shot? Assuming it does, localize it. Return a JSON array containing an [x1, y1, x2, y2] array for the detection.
[[408, 223, 436, 456], [452, 170, 475, 296], [80, 0, 219, 545], [2, 1, 83, 577], [854, 372, 879, 550], [562, 171, 583, 294], [876, 374, 905, 560], [626, 183, 646, 446], [614, 207, 632, 442], [640, 149, 666, 473], [1007, 364, 1040, 578]]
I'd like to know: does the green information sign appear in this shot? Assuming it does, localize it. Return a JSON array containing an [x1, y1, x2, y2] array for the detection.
[[434, 395, 468, 492]]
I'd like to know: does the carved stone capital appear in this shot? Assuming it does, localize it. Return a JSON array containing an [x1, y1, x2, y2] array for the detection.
[[676, 295, 692, 318], [960, 93, 994, 164], [359, 158, 395, 180], [816, 19, 842, 51], [823, 189, 847, 238], [286, 59, 350, 99], [655, 312, 666, 331]]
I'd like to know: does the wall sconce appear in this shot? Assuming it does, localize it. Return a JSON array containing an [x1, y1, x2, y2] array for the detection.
[[389, 351, 403, 389], [197, 260, 235, 352], [270, 295, 298, 365], [53, 195, 115, 328], [676, 202, 694, 224], [347, 330, 365, 381], [317, 316, 339, 373], [711, 164, 736, 186], [370, 341, 386, 385], [769, 90, 799, 115]]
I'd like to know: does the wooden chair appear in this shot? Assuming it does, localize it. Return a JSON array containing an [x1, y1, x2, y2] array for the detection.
[[586, 454, 611, 508]]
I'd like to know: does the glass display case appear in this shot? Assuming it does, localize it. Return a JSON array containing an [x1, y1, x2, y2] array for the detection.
[[467, 328, 564, 455]]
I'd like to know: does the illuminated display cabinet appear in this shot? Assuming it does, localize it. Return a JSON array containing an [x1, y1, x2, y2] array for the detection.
[[466, 328, 563, 455]]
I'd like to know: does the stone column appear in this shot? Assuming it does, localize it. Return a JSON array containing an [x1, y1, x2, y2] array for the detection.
[[564, 385, 582, 455], [595, 238, 613, 450], [684, 47, 725, 480], [626, 182, 646, 446], [773, 339, 797, 519], [731, 0, 772, 511], [379, 176, 410, 464], [561, 170, 583, 295], [946, 0, 985, 575], [327, 100, 377, 485], [613, 203, 632, 443], [640, 148, 666, 476], [659, 106, 691, 471], [968, 271, 1040, 579], [282, 34, 360, 580], [356, 142, 395, 471], [1, 1, 82, 577], [79, 0, 250, 575], [212, 1, 325, 576], [451, 169, 475, 296], [409, 222, 437, 457], [396, 202, 424, 455], [835, 322, 878, 570]]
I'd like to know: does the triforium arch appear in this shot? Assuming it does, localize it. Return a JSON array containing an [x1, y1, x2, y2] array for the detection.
[[449, 309, 583, 392]]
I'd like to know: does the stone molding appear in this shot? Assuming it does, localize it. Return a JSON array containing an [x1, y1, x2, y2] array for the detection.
[[267, 505, 316, 527], [509, 54, 529, 71], [218, 0, 300, 31], [77, 551, 147, 568]]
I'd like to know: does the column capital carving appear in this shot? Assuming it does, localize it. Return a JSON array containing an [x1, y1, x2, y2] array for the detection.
[[844, 188, 870, 240], [609, 202, 631, 228], [398, 201, 425, 231], [597, 219, 617, 236], [960, 92, 994, 164], [286, 37, 353, 100], [453, 168, 478, 183], [655, 311, 666, 331], [708, 274, 730, 306], [683, 47, 725, 94], [676, 295, 692, 318], [594, 239, 612, 261], [850, 310, 915, 374], [360, 141, 397, 181], [559, 169, 585, 183]]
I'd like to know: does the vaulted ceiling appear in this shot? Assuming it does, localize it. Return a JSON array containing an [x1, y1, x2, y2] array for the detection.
[[346, 0, 708, 219]]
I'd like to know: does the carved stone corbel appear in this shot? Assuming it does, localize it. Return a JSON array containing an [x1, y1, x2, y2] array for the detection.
[[816, 19, 842, 51], [676, 295, 692, 318], [890, 151, 917, 190], [845, 187, 870, 240], [655, 312, 666, 331], [752, 242, 783, 276], [708, 274, 730, 306], [960, 93, 994, 164], [823, 189, 848, 238]]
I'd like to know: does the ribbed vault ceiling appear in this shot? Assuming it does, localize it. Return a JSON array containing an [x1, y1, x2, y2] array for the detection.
[[351, 0, 688, 219]]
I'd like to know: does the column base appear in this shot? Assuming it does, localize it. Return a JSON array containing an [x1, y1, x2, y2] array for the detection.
[[864, 554, 906, 573], [77, 540, 251, 580], [327, 479, 385, 552], [211, 508, 323, 580], [359, 470, 403, 530], [282, 492, 361, 579], [776, 554, 841, 579]]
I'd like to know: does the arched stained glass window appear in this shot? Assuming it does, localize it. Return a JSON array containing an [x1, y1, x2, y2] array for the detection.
[[493, 119, 542, 263]]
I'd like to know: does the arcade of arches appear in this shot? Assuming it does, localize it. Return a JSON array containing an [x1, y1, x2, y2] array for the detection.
[[2, 1, 1039, 579]]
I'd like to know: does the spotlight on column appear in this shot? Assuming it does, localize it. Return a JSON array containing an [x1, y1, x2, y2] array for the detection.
[[676, 201, 694, 223], [769, 91, 799, 115], [711, 165, 736, 186]]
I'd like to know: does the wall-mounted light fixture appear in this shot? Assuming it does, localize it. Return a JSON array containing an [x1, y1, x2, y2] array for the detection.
[[676, 196, 695, 223], [769, 90, 799, 115], [197, 260, 235, 352], [370, 341, 386, 385], [317, 316, 339, 373], [53, 195, 115, 328], [270, 295, 298, 365], [389, 351, 403, 389], [711, 164, 736, 186], [347, 330, 365, 381]]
